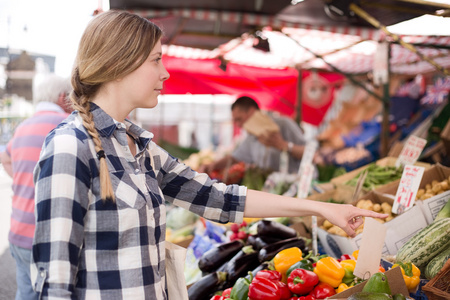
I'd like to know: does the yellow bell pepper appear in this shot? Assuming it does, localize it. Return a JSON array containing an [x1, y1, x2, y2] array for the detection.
[[340, 259, 356, 285], [336, 282, 350, 294], [340, 259, 356, 271], [313, 256, 345, 288], [273, 247, 303, 282], [392, 262, 420, 292], [352, 250, 359, 260]]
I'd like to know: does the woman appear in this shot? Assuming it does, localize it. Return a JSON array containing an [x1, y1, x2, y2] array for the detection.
[[31, 10, 387, 299]]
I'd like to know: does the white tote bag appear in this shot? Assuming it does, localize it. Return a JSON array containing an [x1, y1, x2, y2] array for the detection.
[[165, 241, 189, 300]]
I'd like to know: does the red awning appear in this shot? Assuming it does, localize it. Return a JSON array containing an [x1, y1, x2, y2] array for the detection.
[[162, 55, 344, 126]]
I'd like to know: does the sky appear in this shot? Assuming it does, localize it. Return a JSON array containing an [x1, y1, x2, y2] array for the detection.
[[0, 0, 109, 77], [0, 0, 449, 78]]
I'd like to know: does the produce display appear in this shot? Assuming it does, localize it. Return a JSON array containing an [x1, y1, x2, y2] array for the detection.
[[345, 164, 404, 191], [188, 218, 410, 300], [395, 201, 450, 275], [415, 176, 450, 200], [181, 139, 450, 300], [321, 199, 395, 237]]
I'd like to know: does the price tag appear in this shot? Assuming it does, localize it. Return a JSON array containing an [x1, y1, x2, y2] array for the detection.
[[298, 140, 318, 172], [296, 140, 318, 254], [396, 135, 427, 167], [297, 162, 315, 199], [392, 165, 425, 214], [354, 217, 387, 279]]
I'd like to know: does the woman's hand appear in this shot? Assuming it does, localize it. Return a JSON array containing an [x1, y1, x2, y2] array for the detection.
[[318, 203, 388, 238]]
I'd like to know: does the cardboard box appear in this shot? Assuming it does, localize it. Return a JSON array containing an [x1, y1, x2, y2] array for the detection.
[[318, 164, 450, 258], [372, 163, 450, 224], [331, 156, 430, 191], [318, 190, 429, 258], [329, 267, 410, 299]]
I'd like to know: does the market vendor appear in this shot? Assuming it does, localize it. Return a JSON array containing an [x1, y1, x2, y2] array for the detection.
[[200, 96, 306, 174]]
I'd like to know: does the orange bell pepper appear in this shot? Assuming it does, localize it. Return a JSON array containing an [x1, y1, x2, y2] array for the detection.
[[313, 256, 345, 288]]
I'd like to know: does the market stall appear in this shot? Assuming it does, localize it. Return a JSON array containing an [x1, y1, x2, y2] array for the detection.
[[108, 1, 450, 300]]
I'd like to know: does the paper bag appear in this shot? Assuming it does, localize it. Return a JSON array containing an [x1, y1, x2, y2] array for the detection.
[[165, 241, 189, 300], [243, 110, 279, 137]]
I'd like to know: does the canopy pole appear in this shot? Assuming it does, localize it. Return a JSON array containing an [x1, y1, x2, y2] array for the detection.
[[349, 3, 450, 76], [381, 44, 391, 158]]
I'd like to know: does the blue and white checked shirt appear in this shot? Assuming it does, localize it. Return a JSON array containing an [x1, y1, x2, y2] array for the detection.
[[31, 103, 246, 299]]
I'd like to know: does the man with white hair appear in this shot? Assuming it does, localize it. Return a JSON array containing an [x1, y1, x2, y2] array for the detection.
[[1, 74, 72, 300]]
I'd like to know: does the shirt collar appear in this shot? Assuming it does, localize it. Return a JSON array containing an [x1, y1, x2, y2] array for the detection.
[[89, 102, 154, 148]]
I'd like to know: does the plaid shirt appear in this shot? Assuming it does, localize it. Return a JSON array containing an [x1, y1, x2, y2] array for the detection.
[[31, 103, 246, 299]]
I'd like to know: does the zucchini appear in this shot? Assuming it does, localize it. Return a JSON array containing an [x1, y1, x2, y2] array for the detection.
[[435, 199, 450, 221], [396, 218, 450, 270], [424, 247, 450, 279]]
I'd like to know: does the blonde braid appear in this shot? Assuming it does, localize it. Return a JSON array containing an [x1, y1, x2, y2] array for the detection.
[[71, 72, 115, 202]]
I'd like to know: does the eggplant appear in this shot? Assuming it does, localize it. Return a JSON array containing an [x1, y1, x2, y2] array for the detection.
[[258, 235, 284, 244], [254, 235, 285, 250], [254, 236, 270, 250], [250, 261, 271, 277], [258, 236, 307, 262], [187, 271, 227, 300], [246, 234, 259, 248], [198, 240, 244, 273], [221, 246, 260, 287], [256, 219, 298, 240]]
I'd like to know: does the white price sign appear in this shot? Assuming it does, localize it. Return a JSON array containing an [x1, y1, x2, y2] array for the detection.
[[392, 165, 425, 214], [297, 162, 315, 199], [396, 135, 427, 167]]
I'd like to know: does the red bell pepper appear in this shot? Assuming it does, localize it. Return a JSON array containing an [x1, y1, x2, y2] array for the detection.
[[210, 296, 225, 300], [222, 287, 232, 298], [299, 296, 316, 300], [248, 277, 281, 300], [276, 281, 292, 300], [255, 270, 283, 282], [338, 254, 354, 261], [309, 282, 336, 299], [287, 268, 319, 295]]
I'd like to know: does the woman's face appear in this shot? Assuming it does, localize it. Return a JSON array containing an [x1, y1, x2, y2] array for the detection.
[[121, 39, 170, 109]]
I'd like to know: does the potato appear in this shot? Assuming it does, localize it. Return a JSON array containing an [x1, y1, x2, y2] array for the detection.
[[373, 203, 381, 212], [322, 219, 333, 230], [328, 225, 348, 237], [432, 183, 442, 193], [416, 189, 425, 199], [440, 180, 449, 191], [381, 202, 392, 214], [420, 193, 434, 200]]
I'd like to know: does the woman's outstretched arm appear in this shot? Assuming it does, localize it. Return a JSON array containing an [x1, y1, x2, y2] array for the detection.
[[244, 189, 388, 238]]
